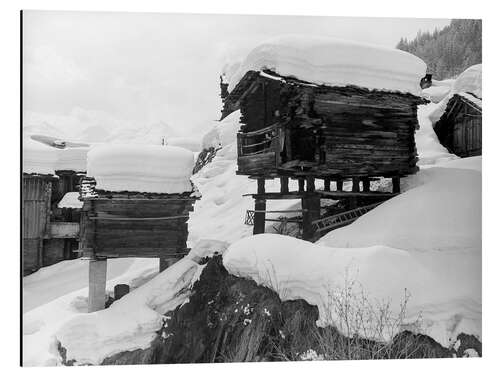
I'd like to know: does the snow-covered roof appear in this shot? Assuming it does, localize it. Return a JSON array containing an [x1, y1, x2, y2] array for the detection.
[[87, 144, 195, 194], [451, 64, 482, 99], [227, 35, 427, 95], [57, 192, 83, 209]]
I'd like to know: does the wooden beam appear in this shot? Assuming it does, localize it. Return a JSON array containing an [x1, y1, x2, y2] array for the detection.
[[306, 177, 315, 193], [324, 179, 331, 192], [301, 196, 320, 241], [280, 176, 289, 194], [257, 178, 266, 195], [298, 178, 305, 192], [336, 179, 343, 191], [352, 177, 360, 193], [88, 258, 107, 312], [253, 198, 266, 234], [362, 177, 370, 193], [392, 177, 401, 193], [46, 222, 80, 239]]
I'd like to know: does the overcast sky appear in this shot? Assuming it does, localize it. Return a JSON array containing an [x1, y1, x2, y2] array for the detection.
[[22, 11, 450, 140]]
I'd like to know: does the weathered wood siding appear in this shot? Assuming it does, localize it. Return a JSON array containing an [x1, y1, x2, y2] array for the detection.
[[22, 175, 53, 274], [434, 94, 482, 158], [80, 196, 197, 259], [234, 71, 423, 179]]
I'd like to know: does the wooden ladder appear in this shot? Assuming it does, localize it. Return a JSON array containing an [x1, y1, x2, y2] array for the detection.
[[311, 202, 383, 235]]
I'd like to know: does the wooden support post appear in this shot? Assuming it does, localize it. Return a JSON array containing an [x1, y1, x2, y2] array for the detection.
[[280, 176, 289, 194], [114, 284, 130, 301], [336, 179, 343, 191], [392, 177, 401, 193], [88, 258, 107, 312], [302, 196, 320, 241], [298, 178, 305, 192], [159, 257, 179, 272], [257, 178, 266, 195], [253, 198, 266, 234], [352, 177, 360, 193], [362, 178, 370, 193], [324, 179, 331, 192], [306, 177, 315, 193]]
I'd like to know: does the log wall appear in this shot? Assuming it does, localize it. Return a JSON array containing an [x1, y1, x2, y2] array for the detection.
[[233, 71, 425, 179]]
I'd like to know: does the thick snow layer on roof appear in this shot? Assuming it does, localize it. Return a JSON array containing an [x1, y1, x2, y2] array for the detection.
[[228, 35, 427, 95], [87, 144, 194, 194], [223, 231, 480, 347], [451, 64, 482, 98], [23, 137, 58, 175], [201, 110, 242, 150], [57, 192, 83, 209]]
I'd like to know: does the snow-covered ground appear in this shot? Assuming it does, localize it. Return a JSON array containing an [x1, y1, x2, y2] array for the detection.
[[227, 35, 426, 95]]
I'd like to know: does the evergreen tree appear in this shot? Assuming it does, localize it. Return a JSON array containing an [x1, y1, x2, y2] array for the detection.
[[396, 19, 481, 80]]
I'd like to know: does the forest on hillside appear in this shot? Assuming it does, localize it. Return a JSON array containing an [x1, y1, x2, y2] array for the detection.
[[397, 19, 481, 80]]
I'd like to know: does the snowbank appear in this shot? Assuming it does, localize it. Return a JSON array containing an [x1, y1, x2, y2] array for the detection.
[[451, 64, 482, 98], [23, 257, 159, 365], [87, 144, 194, 194], [201, 110, 243, 150], [22, 240, 228, 366], [23, 137, 58, 175], [318, 165, 480, 252], [55, 259, 199, 365], [228, 35, 426, 95], [223, 233, 480, 348]]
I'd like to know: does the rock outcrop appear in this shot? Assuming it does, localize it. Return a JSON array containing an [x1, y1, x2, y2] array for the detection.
[[97, 256, 481, 365]]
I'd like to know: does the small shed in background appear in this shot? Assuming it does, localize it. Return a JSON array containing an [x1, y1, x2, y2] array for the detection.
[[433, 93, 482, 158]]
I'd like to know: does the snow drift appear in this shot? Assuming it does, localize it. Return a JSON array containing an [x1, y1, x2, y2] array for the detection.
[[223, 232, 480, 348], [228, 35, 427, 95], [87, 144, 194, 194]]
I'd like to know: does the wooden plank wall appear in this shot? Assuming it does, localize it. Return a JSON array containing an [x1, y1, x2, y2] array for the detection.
[[81, 198, 195, 259], [22, 175, 53, 274], [236, 73, 422, 179]]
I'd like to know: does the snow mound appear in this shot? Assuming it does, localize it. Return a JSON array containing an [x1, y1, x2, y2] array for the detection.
[[451, 64, 482, 98], [55, 258, 199, 365], [228, 35, 427, 95], [87, 144, 194, 194], [223, 233, 480, 348], [318, 165, 480, 252], [201, 110, 242, 150], [23, 137, 58, 175]]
